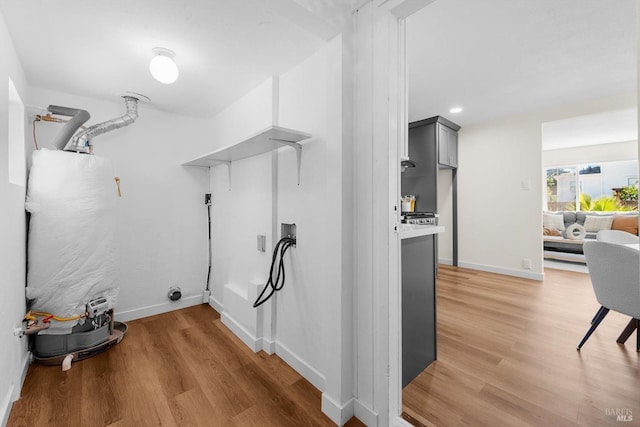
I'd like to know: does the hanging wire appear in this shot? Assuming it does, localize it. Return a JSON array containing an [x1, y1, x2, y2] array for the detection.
[[253, 236, 296, 308], [32, 117, 40, 150]]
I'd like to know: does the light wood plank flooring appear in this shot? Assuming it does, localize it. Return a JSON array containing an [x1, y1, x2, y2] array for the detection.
[[403, 265, 640, 427], [8, 304, 364, 427]]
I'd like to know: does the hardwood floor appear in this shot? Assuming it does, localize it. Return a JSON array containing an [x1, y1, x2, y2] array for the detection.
[[403, 265, 640, 427], [8, 304, 365, 427], [9, 266, 639, 427]]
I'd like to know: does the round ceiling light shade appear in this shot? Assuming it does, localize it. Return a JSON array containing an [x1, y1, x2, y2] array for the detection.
[[149, 48, 179, 84]]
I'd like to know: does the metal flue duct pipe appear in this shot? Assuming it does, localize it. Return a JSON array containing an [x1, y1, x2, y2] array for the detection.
[[63, 96, 140, 153], [46, 105, 91, 151]]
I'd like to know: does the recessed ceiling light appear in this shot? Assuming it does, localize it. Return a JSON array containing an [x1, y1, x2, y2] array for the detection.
[[149, 47, 179, 84], [449, 107, 463, 114]]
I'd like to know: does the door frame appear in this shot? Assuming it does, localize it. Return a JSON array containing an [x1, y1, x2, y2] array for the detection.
[[355, 1, 435, 425]]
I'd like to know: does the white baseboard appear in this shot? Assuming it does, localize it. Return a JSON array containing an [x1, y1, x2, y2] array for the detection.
[[209, 295, 223, 314], [322, 394, 354, 426], [13, 351, 30, 401], [391, 416, 415, 427], [275, 340, 326, 392], [354, 399, 379, 427], [213, 297, 325, 415], [2, 349, 32, 427], [438, 258, 453, 265], [215, 298, 275, 354], [220, 312, 261, 352], [219, 304, 329, 424], [115, 294, 203, 322], [259, 337, 276, 354], [458, 261, 544, 281], [1, 386, 14, 427]]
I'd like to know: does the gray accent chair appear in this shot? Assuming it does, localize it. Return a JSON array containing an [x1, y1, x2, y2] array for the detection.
[[578, 241, 640, 351], [596, 230, 640, 245]]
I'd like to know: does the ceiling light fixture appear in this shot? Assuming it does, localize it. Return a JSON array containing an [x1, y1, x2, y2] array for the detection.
[[149, 47, 179, 84], [449, 107, 463, 114]]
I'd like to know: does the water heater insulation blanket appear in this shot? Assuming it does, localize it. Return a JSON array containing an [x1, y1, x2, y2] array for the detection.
[[26, 149, 119, 324]]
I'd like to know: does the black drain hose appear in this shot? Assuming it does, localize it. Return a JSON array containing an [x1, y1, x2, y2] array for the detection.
[[253, 237, 296, 308]]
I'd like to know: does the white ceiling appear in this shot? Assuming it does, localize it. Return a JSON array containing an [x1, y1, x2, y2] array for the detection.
[[0, 0, 332, 118], [542, 108, 637, 150], [407, 0, 637, 129], [0, 0, 636, 139]]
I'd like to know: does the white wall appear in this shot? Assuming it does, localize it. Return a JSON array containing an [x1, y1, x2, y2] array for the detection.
[[437, 168, 454, 262], [28, 88, 211, 322], [456, 93, 636, 280], [203, 78, 274, 312], [205, 38, 352, 424], [200, 78, 276, 353], [0, 10, 30, 426], [277, 34, 349, 417], [543, 140, 638, 166]]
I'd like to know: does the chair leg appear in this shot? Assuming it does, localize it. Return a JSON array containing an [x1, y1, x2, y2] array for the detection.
[[616, 318, 638, 344], [577, 306, 609, 350], [591, 306, 606, 324]]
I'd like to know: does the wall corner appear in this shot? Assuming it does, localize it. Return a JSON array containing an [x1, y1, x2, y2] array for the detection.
[[321, 393, 355, 426]]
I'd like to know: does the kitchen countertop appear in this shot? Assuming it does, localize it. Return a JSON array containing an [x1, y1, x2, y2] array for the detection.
[[398, 224, 445, 240]]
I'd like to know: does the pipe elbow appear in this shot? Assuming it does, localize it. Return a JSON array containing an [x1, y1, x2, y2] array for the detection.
[[46, 106, 91, 150], [64, 96, 140, 153]]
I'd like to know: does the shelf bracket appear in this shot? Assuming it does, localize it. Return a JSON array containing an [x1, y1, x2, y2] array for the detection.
[[271, 139, 302, 185]]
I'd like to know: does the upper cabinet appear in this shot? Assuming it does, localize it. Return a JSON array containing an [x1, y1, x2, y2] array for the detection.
[[402, 115, 461, 264], [408, 115, 460, 169], [437, 122, 458, 168]]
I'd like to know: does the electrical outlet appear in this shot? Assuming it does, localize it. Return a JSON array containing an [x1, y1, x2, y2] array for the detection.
[[281, 223, 296, 241], [522, 258, 532, 270]]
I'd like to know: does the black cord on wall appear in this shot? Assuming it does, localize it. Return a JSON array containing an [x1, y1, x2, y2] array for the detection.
[[205, 193, 212, 292], [253, 237, 296, 308]]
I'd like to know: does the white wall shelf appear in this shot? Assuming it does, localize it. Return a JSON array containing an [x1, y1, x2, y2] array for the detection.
[[182, 125, 312, 186]]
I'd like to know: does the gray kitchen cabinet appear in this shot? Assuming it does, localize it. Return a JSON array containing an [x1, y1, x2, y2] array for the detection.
[[402, 115, 461, 265], [402, 234, 437, 388], [437, 122, 458, 168]]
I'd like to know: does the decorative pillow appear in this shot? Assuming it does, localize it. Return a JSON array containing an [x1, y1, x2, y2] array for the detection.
[[611, 215, 639, 235], [583, 215, 613, 232], [576, 211, 588, 226], [543, 213, 565, 231], [543, 226, 561, 236], [561, 211, 577, 225]]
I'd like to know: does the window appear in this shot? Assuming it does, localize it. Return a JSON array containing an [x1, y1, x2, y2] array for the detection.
[[545, 160, 638, 211], [546, 166, 577, 211], [8, 78, 25, 186]]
